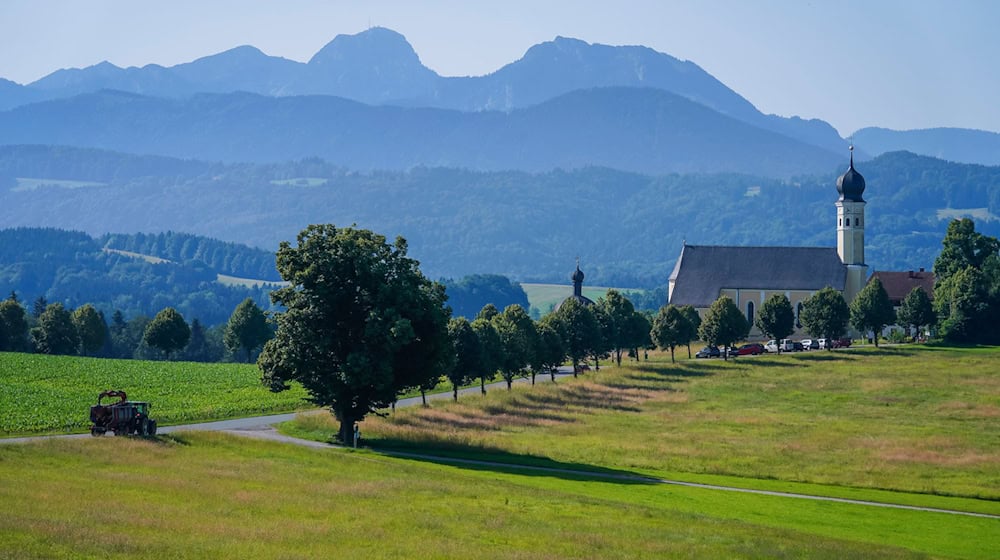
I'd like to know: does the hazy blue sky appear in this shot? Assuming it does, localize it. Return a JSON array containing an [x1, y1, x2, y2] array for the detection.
[[1, 0, 997, 135]]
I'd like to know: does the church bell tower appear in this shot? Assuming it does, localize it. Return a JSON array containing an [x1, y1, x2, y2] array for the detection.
[[836, 146, 868, 303]]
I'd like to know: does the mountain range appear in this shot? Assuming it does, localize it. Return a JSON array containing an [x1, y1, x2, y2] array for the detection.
[[3, 27, 995, 171]]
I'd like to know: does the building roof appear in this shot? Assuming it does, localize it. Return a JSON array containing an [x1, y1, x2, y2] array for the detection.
[[668, 245, 847, 307], [836, 149, 866, 202], [869, 269, 935, 305]]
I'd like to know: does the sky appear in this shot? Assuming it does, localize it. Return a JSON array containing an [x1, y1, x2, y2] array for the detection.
[[1, 0, 998, 136]]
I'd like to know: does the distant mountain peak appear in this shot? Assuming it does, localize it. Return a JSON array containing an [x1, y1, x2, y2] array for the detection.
[[308, 26, 424, 67]]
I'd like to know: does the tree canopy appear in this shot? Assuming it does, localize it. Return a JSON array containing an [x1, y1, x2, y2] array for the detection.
[[224, 298, 272, 363], [896, 287, 935, 338], [697, 296, 749, 361], [650, 304, 687, 363], [258, 224, 451, 444], [800, 287, 849, 342], [144, 307, 191, 359], [755, 294, 794, 351], [849, 279, 896, 347]]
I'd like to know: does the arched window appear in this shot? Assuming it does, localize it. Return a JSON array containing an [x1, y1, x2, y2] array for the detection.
[[747, 301, 755, 326], [838, 218, 842, 226], [855, 217, 859, 226], [796, 302, 804, 329]]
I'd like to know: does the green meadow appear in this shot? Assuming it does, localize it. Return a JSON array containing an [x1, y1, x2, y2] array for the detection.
[[0, 354, 310, 435], [340, 345, 999, 503], [1, 432, 995, 559], [521, 283, 643, 315], [0, 345, 997, 558]]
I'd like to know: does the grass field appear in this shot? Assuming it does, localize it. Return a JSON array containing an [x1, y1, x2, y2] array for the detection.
[[288, 345, 1000, 505], [0, 353, 310, 435], [1, 432, 995, 559], [521, 283, 643, 315]]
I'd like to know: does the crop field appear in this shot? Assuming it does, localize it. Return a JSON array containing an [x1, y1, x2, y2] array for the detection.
[[295, 345, 1000, 505], [0, 353, 310, 435]]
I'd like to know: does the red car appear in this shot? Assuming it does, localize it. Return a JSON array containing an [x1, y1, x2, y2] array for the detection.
[[830, 338, 852, 348], [736, 343, 765, 356]]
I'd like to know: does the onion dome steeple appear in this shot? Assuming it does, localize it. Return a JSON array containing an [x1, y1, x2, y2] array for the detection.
[[836, 145, 866, 202]]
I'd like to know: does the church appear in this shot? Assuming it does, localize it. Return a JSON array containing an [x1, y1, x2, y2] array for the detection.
[[667, 148, 868, 337]]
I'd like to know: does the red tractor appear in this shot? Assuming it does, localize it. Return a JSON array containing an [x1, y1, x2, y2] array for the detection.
[[89, 390, 157, 437]]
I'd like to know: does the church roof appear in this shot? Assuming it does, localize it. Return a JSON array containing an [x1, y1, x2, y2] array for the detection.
[[869, 269, 935, 305], [836, 149, 866, 202], [669, 245, 847, 307]]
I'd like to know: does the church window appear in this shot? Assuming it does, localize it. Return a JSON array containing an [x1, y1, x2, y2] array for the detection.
[[839, 218, 842, 226], [854, 217, 859, 226], [747, 301, 754, 325]]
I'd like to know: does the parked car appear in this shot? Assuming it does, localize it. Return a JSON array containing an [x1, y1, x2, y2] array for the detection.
[[764, 340, 778, 353], [831, 337, 852, 348], [817, 338, 828, 349], [792, 341, 804, 352], [737, 343, 765, 356], [779, 339, 796, 352], [801, 339, 819, 350], [695, 346, 721, 358], [727, 346, 740, 358]]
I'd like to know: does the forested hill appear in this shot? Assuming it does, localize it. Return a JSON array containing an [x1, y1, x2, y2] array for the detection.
[[1, 146, 998, 288], [0, 228, 274, 326], [100, 231, 281, 282]]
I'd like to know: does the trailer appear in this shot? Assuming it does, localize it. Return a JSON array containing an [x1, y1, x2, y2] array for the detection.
[[89, 390, 157, 437]]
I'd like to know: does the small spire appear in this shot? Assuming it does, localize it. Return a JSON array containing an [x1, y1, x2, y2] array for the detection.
[[849, 143, 855, 168]]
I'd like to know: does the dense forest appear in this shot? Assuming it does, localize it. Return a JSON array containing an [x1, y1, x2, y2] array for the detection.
[[0, 228, 274, 327], [1, 146, 997, 288]]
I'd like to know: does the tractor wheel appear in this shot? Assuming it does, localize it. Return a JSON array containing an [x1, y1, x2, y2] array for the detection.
[[90, 427, 101, 437], [140, 418, 149, 437], [147, 420, 157, 436]]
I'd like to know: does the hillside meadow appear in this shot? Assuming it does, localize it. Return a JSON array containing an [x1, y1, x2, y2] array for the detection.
[[292, 345, 1000, 504], [0, 353, 310, 435], [0, 432, 994, 559]]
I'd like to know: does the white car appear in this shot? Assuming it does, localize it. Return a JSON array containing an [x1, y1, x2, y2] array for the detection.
[[818, 338, 828, 349], [765, 340, 779, 353]]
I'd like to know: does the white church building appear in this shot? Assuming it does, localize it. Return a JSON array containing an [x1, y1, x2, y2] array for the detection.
[[667, 148, 868, 337]]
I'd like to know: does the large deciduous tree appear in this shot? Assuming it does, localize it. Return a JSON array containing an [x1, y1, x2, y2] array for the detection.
[[72, 304, 106, 356], [550, 298, 600, 377], [471, 317, 501, 394], [0, 298, 29, 352], [447, 317, 481, 401], [800, 287, 849, 343], [492, 304, 538, 390], [257, 225, 451, 444], [697, 296, 749, 361], [849, 278, 896, 347], [597, 289, 635, 366], [144, 307, 191, 359], [932, 219, 1000, 344], [650, 304, 686, 363], [755, 294, 794, 353], [224, 298, 272, 363], [896, 287, 935, 339], [31, 303, 79, 355], [679, 305, 701, 358], [534, 315, 566, 383]]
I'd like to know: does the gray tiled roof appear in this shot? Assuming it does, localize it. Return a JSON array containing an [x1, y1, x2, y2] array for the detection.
[[669, 245, 847, 307]]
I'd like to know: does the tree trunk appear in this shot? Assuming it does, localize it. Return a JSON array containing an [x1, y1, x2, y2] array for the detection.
[[686, 343, 692, 359], [338, 412, 353, 446], [506, 377, 513, 391], [572, 359, 578, 378], [550, 367, 556, 382], [670, 346, 675, 363], [421, 390, 427, 407], [531, 371, 536, 385], [723, 346, 728, 361], [453, 384, 459, 402], [874, 332, 880, 348], [616, 349, 622, 366], [480, 376, 486, 395]]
